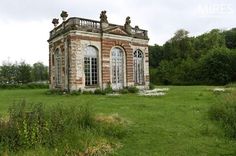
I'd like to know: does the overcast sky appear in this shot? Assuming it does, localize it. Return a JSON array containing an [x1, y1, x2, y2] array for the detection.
[[0, 0, 235, 65]]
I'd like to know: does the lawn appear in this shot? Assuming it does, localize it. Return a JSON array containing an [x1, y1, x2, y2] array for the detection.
[[0, 86, 236, 155]]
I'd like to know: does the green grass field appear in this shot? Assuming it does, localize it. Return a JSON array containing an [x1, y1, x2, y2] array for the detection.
[[0, 86, 236, 156]]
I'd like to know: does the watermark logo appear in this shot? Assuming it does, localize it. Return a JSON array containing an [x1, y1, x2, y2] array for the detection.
[[197, 3, 234, 17]]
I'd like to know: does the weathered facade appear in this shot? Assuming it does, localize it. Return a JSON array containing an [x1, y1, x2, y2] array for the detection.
[[48, 11, 149, 91]]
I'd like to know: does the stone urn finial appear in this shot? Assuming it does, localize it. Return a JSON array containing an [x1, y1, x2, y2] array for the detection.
[[52, 18, 59, 27], [60, 10, 68, 21]]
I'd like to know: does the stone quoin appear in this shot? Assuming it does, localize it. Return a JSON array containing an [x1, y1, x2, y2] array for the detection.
[[48, 10, 149, 91]]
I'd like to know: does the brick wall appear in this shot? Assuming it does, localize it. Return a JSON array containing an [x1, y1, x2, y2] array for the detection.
[[101, 38, 133, 86], [49, 32, 149, 91]]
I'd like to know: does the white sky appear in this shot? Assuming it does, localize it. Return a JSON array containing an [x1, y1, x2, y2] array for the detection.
[[0, 0, 235, 65]]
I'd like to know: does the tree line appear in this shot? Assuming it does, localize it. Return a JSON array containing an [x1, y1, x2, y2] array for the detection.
[[0, 61, 48, 84], [149, 28, 236, 85]]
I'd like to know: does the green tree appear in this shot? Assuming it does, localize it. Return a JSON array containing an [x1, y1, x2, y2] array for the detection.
[[148, 28, 235, 85], [162, 42, 178, 60], [224, 28, 236, 49], [0, 62, 17, 84], [170, 29, 189, 42], [149, 68, 159, 84], [163, 29, 195, 60], [194, 29, 225, 55], [31, 62, 48, 82], [16, 61, 32, 84], [156, 60, 177, 85], [149, 45, 164, 67], [230, 49, 236, 81], [175, 57, 200, 84], [199, 48, 234, 84]]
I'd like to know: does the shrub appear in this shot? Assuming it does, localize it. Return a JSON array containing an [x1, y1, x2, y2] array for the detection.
[[26, 83, 49, 89], [104, 83, 113, 94], [118, 86, 139, 94], [119, 88, 129, 94], [94, 88, 106, 95], [127, 86, 139, 93], [149, 83, 155, 90], [208, 92, 236, 138], [82, 90, 93, 95], [70, 89, 82, 95]]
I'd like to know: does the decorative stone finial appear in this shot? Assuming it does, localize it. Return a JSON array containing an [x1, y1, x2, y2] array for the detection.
[[124, 16, 132, 34], [100, 10, 109, 29], [60, 10, 68, 21], [100, 10, 108, 23], [52, 18, 59, 27]]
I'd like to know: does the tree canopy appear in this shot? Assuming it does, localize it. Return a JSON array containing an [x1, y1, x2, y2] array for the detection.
[[0, 61, 48, 84], [149, 28, 236, 85]]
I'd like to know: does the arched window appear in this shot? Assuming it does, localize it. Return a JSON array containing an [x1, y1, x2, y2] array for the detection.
[[111, 47, 124, 89], [55, 49, 61, 86], [84, 46, 98, 86], [134, 49, 144, 84]]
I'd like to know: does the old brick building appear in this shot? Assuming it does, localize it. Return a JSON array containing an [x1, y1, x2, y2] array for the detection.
[[48, 11, 149, 91]]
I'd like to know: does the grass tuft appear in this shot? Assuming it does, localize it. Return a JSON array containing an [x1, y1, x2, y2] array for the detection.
[[208, 91, 236, 138]]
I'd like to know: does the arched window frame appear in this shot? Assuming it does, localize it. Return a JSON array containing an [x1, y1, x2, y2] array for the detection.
[[110, 47, 125, 89], [133, 49, 144, 85], [84, 45, 98, 86]]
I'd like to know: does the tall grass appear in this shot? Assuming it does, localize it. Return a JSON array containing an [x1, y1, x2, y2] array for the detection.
[[0, 100, 127, 155], [225, 82, 236, 88], [208, 91, 236, 138]]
